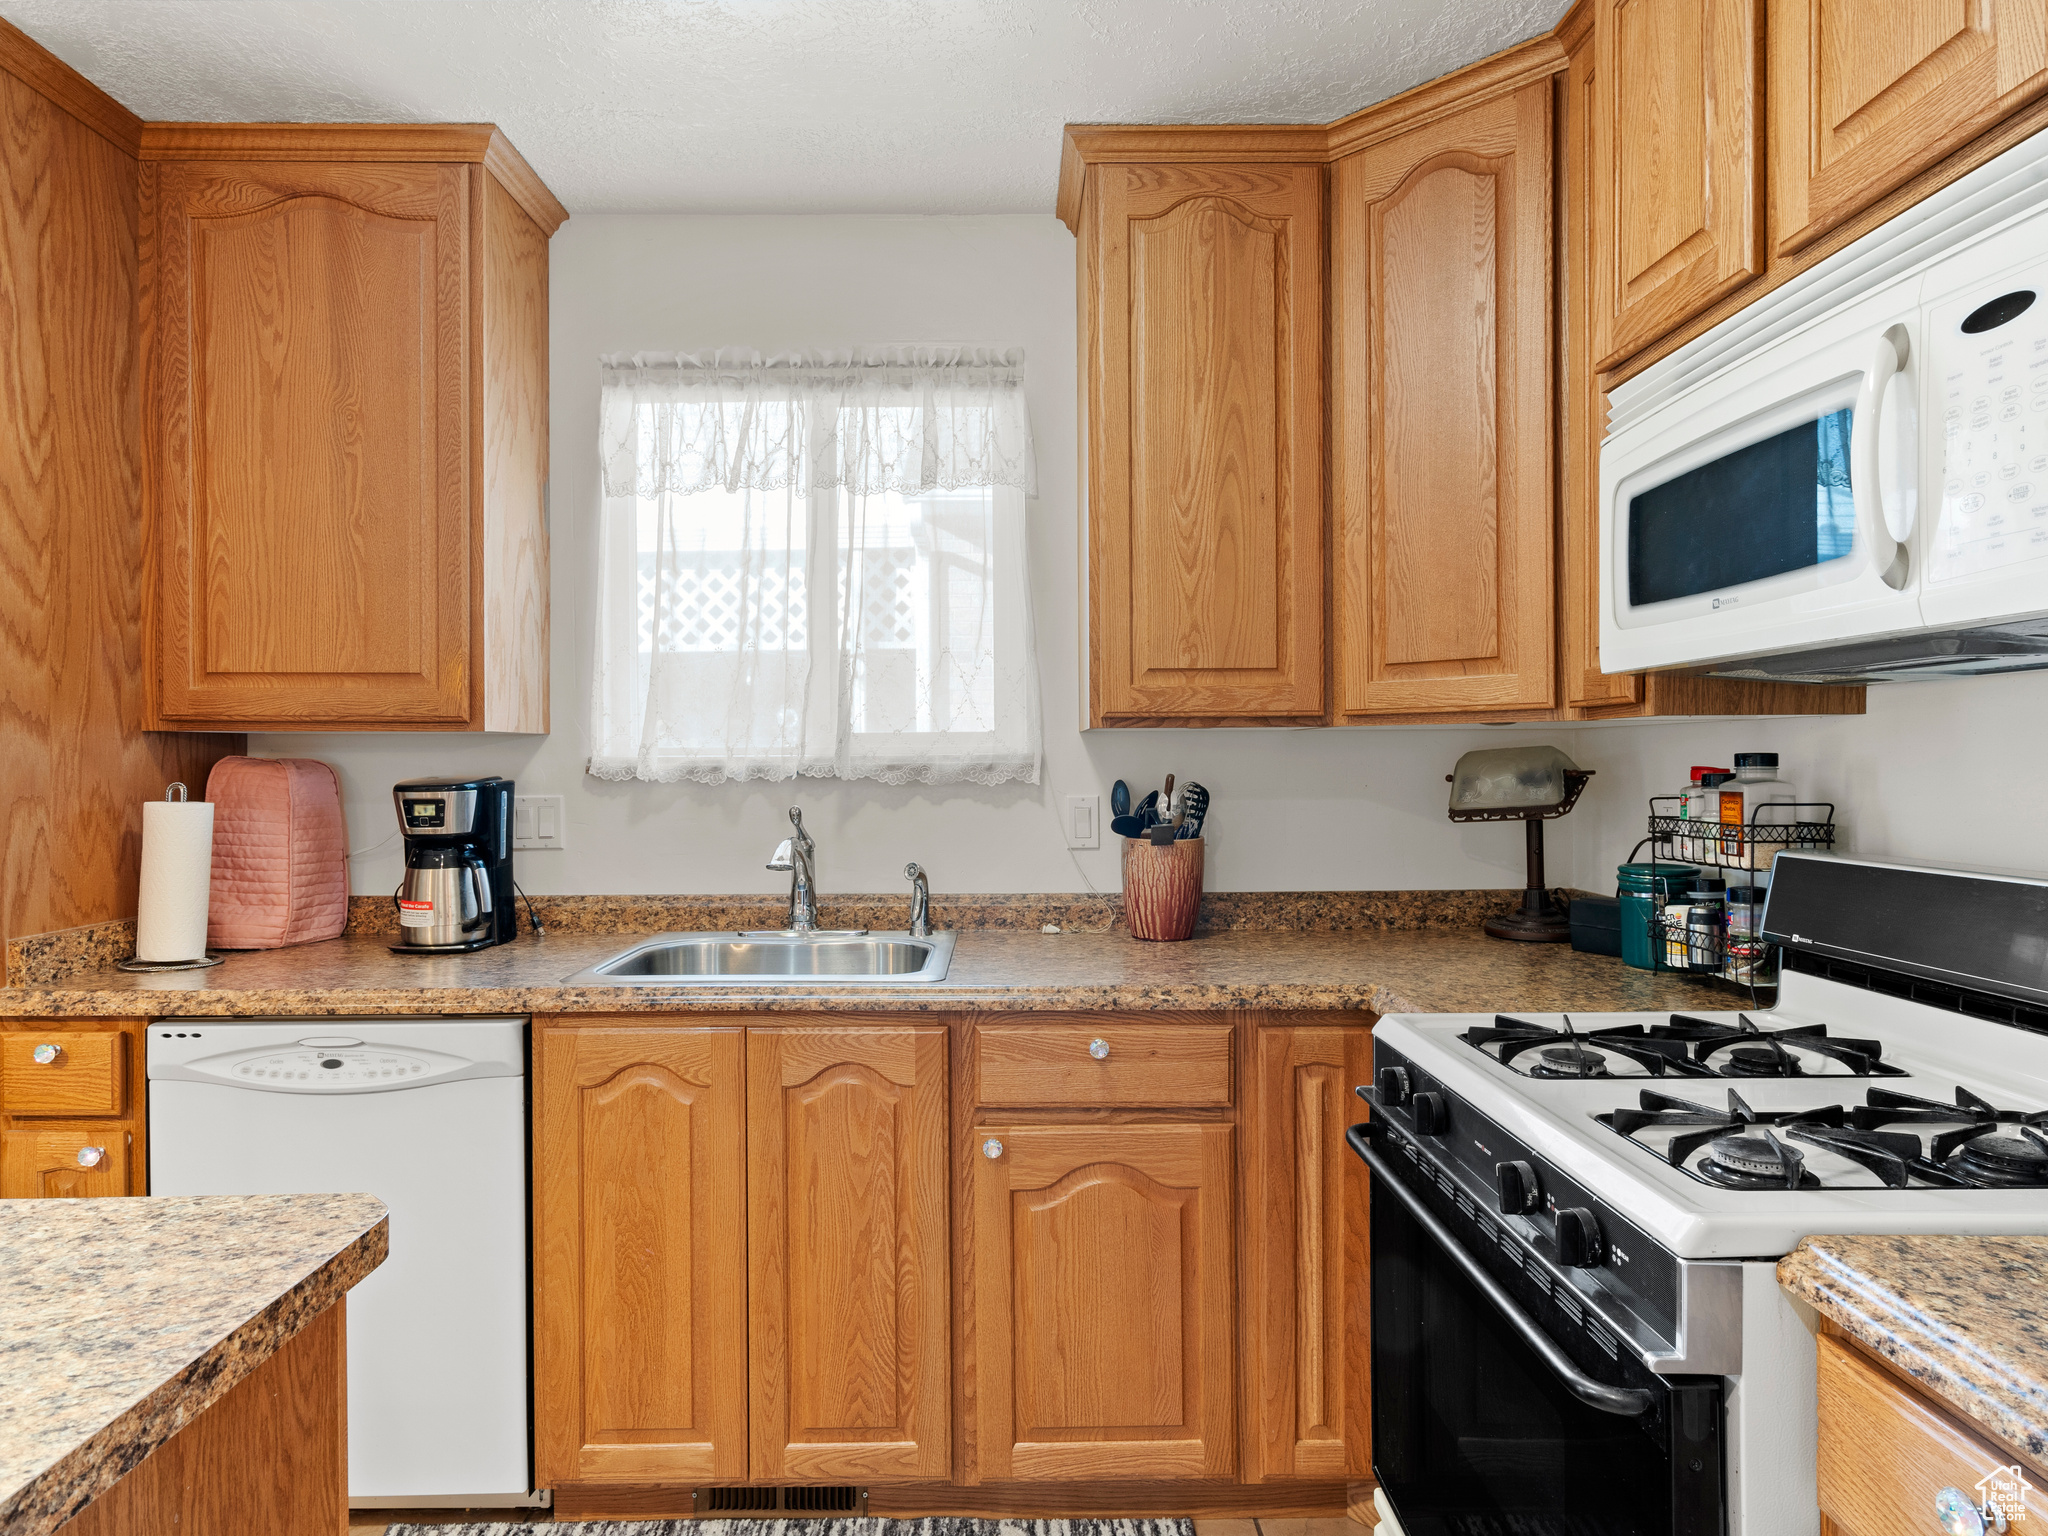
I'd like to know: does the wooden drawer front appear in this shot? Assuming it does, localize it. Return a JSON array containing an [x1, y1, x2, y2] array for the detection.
[[977, 1024, 1231, 1107], [0, 1128, 130, 1198], [1817, 1334, 2048, 1536], [1, 1032, 125, 1116]]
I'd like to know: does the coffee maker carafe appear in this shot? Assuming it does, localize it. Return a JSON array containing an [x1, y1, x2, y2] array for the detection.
[[391, 775, 516, 953]]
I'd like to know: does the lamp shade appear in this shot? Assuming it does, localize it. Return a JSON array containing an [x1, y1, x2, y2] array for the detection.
[[1448, 745, 1586, 819]]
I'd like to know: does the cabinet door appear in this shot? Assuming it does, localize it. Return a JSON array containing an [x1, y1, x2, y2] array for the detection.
[[1592, 0, 1763, 368], [0, 1128, 130, 1197], [146, 160, 472, 726], [1086, 162, 1325, 722], [1246, 1026, 1372, 1481], [972, 1122, 1234, 1480], [747, 1027, 949, 1482], [535, 1028, 747, 1486], [1332, 82, 1556, 716], [1771, 0, 2048, 256]]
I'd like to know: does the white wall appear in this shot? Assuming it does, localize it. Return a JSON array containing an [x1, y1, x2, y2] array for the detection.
[[255, 213, 2048, 902], [259, 213, 1592, 900]]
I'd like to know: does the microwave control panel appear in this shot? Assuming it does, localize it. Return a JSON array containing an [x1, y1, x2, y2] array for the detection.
[[1931, 284, 2048, 583]]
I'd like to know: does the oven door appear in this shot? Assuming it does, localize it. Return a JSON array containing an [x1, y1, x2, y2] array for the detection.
[[1351, 1124, 1724, 1536], [1598, 282, 1925, 675]]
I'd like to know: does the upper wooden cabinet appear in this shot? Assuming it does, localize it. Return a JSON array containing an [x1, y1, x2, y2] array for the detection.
[[1332, 81, 1556, 717], [1079, 161, 1326, 724], [142, 125, 563, 732], [1591, 0, 1763, 368], [1770, 0, 2048, 257]]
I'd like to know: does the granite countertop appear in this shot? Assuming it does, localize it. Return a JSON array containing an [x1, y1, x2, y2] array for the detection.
[[1780, 1234, 2048, 1471], [0, 1193, 388, 1536], [0, 927, 1729, 1019]]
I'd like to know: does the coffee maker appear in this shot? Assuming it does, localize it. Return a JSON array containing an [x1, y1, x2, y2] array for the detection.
[[391, 775, 517, 954]]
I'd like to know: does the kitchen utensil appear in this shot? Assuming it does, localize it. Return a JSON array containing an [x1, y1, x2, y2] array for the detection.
[[1135, 790, 1159, 828], [1144, 823, 1178, 845], [1110, 780, 1131, 818], [1109, 814, 1146, 839], [1175, 782, 1209, 840], [1161, 774, 1176, 821]]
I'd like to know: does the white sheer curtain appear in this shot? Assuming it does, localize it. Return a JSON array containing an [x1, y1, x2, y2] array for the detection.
[[589, 348, 1041, 786]]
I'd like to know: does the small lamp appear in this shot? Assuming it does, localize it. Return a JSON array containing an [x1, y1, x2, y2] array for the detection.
[[1446, 745, 1594, 943]]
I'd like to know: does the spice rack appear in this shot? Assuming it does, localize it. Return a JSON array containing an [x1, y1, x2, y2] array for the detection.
[[1639, 796, 1838, 998]]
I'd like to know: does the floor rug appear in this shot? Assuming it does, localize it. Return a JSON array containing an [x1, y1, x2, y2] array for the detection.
[[387, 1519, 1200, 1536]]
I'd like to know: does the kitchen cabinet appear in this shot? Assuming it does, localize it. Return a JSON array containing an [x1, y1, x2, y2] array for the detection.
[[535, 1025, 749, 1486], [970, 1121, 1237, 1480], [1078, 160, 1327, 725], [1245, 1025, 1371, 1482], [1814, 1327, 2048, 1534], [1590, 0, 1762, 370], [1770, 0, 2048, 258], [1331, 80, 1557, 717], [0, 1020, 147, 1197], [141, 125, 563, 732], [747, 1026, 950, 1482]]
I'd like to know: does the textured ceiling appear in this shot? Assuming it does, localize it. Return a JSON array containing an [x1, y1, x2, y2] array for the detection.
[[4, 0, 1570, 214]]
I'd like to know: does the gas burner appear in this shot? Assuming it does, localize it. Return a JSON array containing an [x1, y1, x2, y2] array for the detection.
[[1657, 1013, 1906, 1078], [1723, 1043, 1801, 1077], [1464, 1015, 1716, 1079], [1696, 1129, 1818, 1190], [1853, 1087, 2048, 1188], [1949, 1128, 2048, 1188], [1531, 1043, 1610, 1080]]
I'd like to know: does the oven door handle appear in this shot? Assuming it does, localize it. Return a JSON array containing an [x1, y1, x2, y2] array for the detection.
[[1347, 1121, 1655, 1419]]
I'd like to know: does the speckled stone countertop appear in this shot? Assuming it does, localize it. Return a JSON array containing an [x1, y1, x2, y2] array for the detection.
[[0, 1193, 388, 1536], [1780, 1234, 2048, 1471], [0, 927, 1727, 1019]]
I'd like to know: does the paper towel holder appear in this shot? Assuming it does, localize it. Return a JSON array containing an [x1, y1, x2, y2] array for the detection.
[[117, 782, 227, 973]]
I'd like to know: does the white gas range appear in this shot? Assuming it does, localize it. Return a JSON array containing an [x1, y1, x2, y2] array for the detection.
[[1352, 853, 2048, 1536]]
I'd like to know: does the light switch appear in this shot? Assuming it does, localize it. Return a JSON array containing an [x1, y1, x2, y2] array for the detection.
[[513, 794, 566, 850], [1064, 794, 1100, 849]]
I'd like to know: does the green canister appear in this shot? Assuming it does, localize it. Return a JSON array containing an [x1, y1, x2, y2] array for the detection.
[[1617, 862, 1700, 971]]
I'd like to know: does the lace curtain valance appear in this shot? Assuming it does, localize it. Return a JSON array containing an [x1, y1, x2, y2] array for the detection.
[[598, 347, 1038, 500], [588, 348, 1042, 787]]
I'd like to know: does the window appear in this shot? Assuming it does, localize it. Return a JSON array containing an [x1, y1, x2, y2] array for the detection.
[[589, 350, 1039, 784]]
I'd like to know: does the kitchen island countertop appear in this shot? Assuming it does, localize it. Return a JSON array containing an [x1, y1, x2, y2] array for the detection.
[[0, 1193, 387, 1536], [1780, 1233, 2048, 1472], [0, 926, 1733, 1019]]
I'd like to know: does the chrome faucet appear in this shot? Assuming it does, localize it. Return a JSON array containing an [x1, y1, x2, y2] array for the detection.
[[905, 862, 932, 938], [766, 807, 818, 932]]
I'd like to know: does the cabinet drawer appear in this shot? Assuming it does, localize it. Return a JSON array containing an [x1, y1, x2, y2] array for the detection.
[[1817, 1333, 2047, 1536], [977, 1023, 1232, 1107], [0, 1127, 130, 1198], [1, 1032, 125, 1116]]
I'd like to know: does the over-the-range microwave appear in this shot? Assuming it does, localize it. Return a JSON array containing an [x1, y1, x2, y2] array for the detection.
[[1600, 125, 2048, 683]]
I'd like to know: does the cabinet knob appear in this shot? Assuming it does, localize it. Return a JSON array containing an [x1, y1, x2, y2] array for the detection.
[[32, 1043, 62, 1065], [982, 1138, 1004, 1160], [1935, 1487, 1989, 1535], [75, 1146, 105, 1169], [1088, 1038, 1110, 1060]]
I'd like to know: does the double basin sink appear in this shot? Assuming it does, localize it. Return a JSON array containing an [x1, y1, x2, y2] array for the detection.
[[564, 930, 957, 986]]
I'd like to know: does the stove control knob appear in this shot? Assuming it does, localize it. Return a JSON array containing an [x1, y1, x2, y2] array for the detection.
[[1375, 1066, 1411, 1107], [1496, 1160, 1541, 1215], [1410, 1091, 1448, 1137], [1554, 1207, 1605, 1269]]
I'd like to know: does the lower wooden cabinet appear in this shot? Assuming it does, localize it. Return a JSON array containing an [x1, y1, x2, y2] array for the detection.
[[971, 1121, 1237, 1481], [536, 1026, 749, 1485], [747, 1027, 949, 1482], [0, 1020, 147, 1198], [535, 1013, 1368, 1504]]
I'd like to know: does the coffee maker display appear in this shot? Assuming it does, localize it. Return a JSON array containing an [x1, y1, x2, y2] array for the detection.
[[391, 776, 517, 954]]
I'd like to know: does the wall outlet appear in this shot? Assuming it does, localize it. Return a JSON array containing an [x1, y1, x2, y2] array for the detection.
[[1063, 794, 1100, 849], [513, 794, 567, 851]]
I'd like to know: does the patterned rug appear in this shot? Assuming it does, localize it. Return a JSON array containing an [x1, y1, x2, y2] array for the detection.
[[387, 1520, 1199, 1536]]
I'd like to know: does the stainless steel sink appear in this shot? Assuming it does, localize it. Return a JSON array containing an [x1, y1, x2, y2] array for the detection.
[[563, 930, 956, 986]]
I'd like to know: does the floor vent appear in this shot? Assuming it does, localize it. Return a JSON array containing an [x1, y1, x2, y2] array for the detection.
[[697, 1486, 867, 1516]]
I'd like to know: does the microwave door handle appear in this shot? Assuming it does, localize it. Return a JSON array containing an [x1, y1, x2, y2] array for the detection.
[[1853, 326, 1915, 582], [1347, 1121, 1655, 1419]]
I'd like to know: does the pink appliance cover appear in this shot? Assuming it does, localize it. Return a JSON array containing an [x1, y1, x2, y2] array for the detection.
[[204, 757, 349, 949]]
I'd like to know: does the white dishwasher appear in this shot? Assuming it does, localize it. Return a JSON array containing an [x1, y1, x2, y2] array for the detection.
[[148, 1016, 535, 1508]]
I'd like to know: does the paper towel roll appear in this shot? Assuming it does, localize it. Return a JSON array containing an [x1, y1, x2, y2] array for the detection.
[[136, 789, 215, 962]]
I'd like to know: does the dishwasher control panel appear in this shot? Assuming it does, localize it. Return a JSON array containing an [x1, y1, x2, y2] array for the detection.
[[146, 1019, 525, 1094], [231, 1048, 433, 1087]]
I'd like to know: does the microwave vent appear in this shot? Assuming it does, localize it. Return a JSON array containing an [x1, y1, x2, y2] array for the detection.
[[1700, 618, 2048, 684]]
